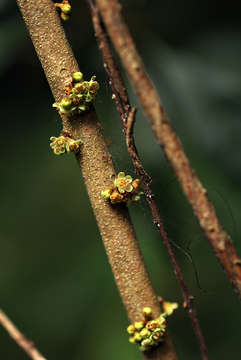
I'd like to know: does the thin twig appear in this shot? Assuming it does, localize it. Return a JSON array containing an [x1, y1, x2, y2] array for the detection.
[[16, 1, 178, 359], [87, 4, 209, 360], [0, 309, 47, 360], [94, 0, 241, 300]]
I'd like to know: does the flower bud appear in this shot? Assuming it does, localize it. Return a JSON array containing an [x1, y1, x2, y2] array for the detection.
[[134, 321, 144, 331], [101, 189, 112, 200], [60, 97, 72, 109], [72, 72, 83, 82], [127, 324, 135, 335], [61, 4, 71, 14], [142, 307, 152, 318], [133, 332, 142, 342]]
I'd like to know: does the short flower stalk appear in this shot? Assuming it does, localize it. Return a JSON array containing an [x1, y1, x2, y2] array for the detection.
[[101, 172, 143, 204], [50, 133, 82, 155], [127, 304, 178, 352], [53, 72, 99, 116]]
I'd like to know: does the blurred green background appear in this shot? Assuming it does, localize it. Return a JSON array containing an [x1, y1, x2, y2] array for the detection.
[[1, 0, 241, 359]]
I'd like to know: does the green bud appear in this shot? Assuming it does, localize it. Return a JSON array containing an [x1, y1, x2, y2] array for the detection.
[[127, 324, 135, 335], [139, 344, 148, 352], [129, 336, 136, 344], [139, 328, 151, 338], [101, 189, 111, 199], [133, 332, 142, 342], [134, 321, 144, 331], [142, 307, 152, 317], [60, 97, 72, 109], [72, 72, 83, 82]]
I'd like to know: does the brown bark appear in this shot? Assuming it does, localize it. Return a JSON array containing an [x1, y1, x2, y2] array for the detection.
[[95, 0, 241, 299], [16, 0, 178, 359]]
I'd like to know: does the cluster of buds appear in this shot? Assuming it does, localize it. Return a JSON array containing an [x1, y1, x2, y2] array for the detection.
[[55, 1, 71, 21], [127, 304, 178, 352], [50, 133, 82, 155], [101, 172, 142, 204], [53, 72, 99, 116]]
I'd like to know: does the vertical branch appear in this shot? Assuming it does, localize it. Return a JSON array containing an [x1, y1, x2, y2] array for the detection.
[[0, 309, 46, 360], [87, 4, 209, 360], [16, 0, 178, 359], [94, 0, 241, 300]]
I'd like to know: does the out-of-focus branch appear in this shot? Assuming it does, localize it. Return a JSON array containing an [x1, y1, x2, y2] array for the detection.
[[0, 309, 46, 360], [95, 0, 241, 299], [87, 4, 209, 359], [16, 1, 178, 359]]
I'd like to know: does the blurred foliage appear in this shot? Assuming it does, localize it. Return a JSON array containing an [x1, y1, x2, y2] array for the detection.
[[0, 0, 241, 359]]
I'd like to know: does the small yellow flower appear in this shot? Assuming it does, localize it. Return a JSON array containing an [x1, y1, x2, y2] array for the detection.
[[114, 172, 133, 193], [50, 136, 66, 155], [53, 73, 99, 115], [50, 135, 82, 155], [127, 303, 177, 352]]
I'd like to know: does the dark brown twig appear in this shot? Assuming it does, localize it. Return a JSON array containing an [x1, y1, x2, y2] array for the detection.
[[88, 3, 209, 360], [0, 309, 47, 360], [94, 0, 241, 300]]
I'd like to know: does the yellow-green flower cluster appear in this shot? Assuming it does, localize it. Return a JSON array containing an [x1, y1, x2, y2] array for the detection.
[[101, 172, 142, 204], [55, 1, 71, 21], [50, 135, 82, 155], [127, 305, 178, 352], [53, 72, 99, 116]]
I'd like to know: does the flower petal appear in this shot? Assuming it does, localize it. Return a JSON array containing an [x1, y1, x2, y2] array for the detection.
[[125, 185, 133, 192], [118, 187, 125, 194], [118, 172, 125, 178]]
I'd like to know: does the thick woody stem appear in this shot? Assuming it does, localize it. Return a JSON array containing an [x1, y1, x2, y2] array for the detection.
[[87, 5, 209, 359], [0, 309, 46, 360], [16, 0, 178, 359], [95, 0, 241, 299]]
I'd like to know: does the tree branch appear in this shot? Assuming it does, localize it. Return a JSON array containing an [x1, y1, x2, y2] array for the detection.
[[0, 309, 46, 360], [87, 4, 209, 359], [16, 0, 178, 359], [95, 0, 241, 299]]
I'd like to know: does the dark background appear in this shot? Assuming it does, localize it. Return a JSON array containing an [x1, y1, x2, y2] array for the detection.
[[0, 0, 241, 359]]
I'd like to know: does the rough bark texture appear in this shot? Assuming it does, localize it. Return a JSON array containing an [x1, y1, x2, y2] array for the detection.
[[95, 0, 241, 299], [16, 0, 178, 359]]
